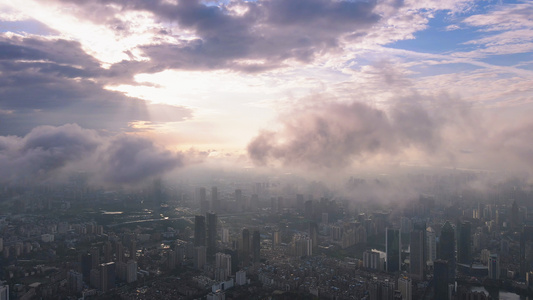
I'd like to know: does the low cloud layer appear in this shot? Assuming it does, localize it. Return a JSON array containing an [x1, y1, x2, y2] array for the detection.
[[247, 99, 447, 169], [0, 124, 186, 185], [101, 135, 183, 184], [247, 96, 533, 174]]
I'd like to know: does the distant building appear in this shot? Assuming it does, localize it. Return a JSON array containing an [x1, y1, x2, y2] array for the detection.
[[273, 230, 280, 246], [215, 252, 231, 280], [434, 260, 452, 300], [126, 260, 137, 283], [410, 221, 426, 280], [194, 246, 207, 269], [196, 187, 208, 214], [397, 277, 412, 300], [520, 226, 533, 278], [195, 215, 206, 247], [386, 228, 401, 272], [488, 254, 500, 280], [426, 227, 436, 264], [457, 221, 472, 265], [67, 270, 83, 294], [439, 221, 455, 280], [0, 282, 8, 300], [322, 212, 329, 224], [99, 262, 115, 293], [222, 228, 230, 244], [115, 241, 124, 263], [90, 247, 100, 270], [252, 230, 260, 263], [290, 235, 313, 257], [363, 250, 383, 271], [236, 270, 247, 286]]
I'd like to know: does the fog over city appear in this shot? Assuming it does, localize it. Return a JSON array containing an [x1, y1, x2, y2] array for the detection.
[[0, 0, 532, 299]]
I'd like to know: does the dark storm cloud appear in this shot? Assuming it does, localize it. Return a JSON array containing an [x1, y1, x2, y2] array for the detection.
[[40, 0, 383, 72], [0, 124, 187, 184], [247, 98, 454, 169], [0, 35, 192, 136]]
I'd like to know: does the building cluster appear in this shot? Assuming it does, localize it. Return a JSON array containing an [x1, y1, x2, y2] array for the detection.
[[1, 172, 533, 299]]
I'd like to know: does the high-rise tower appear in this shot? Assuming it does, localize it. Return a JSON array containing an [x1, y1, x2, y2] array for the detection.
[[194, 215, 206, 247], [386, 228, 401, 272], [457, 221, 472, 265]]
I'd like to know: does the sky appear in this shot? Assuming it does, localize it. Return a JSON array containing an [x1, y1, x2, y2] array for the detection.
[[0, 0, 532, 185]]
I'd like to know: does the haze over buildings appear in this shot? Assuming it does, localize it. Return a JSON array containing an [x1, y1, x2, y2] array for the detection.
[[1, 0, 533, 299]]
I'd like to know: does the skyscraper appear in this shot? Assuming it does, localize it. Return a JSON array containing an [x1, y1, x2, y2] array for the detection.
[[129, 240, 137, 261], [520, 226, 533, 277], [410, 221, 426, 280], [439, 222, 455, 260], [426, 227, 436, 264], [434, 260, 451, 300], [439, 221, 455, 279], [90, 247, 100, 270], [488, 254, 500, 279], [79, 252, 92, 280], [457, 221, 472, 265], [115, 241, 124, 263], [194, 215, 206, 247], [196, 187, 208, 214], [206, 212, 217, 259], [386, 228, 401, 272]]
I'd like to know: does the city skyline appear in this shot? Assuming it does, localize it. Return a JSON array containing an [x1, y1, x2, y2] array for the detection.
[[0, 0, 532, 186]]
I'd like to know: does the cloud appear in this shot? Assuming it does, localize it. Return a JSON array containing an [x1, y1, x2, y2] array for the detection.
[[101, 135, 184, 184], [0, 124, 100, 182], [0, 34, 192, 136], [27, 0, 382, 72], [0, 124, 189, 184], [247, 97, 452, 169], [247, 88, 533, 176], [457, 2, 533, 57]]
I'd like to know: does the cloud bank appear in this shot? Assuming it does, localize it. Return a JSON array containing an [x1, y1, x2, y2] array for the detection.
[[0, 124, 187, 185], [247, 95, 533, 174]]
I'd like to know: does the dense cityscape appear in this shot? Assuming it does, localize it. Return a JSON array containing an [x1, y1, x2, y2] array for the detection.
[[1, 0, 532, 299], [1, 170, 533, 299]]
